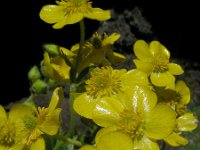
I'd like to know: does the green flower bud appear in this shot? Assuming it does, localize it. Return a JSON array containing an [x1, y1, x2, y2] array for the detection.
[[43, 43, 59, 56], [28, 66, 41, 82], [31, 79, 47, 94]]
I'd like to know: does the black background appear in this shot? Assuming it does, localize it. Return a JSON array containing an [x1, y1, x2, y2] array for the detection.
[[1, 0, 199, 105]]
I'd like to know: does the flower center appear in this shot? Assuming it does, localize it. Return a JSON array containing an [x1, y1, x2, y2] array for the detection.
[[153, 54, 169, 73], [86, 67, 125, 98], [0, 121, 16, 146], [91, 33, 102, 49], [118, 110, 143, 139], [23, 115, 37, 130]]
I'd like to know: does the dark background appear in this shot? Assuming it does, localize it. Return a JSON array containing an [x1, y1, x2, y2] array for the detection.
[[1, 0, 199, 105]]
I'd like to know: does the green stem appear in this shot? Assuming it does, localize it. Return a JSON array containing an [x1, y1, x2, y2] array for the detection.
[[71, 19, 85, 82], [67, 84, 77, 136], [23, 94, 36, 109], [54, 134, 82, 147]]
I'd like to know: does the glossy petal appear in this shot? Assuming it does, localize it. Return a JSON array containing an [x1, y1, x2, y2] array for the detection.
[[133, 40, 153, 61], [39, 5, 65, 23], [122, 69, 149, 89], [53, 13, 83, 29], [39, 108, 61, 135], [133, 136, 159, 150], [164, 132, 188, 147], [123, 85, 157, 114], [79, 145, 96, 150], [145, 104, 176, 139], [30, 137, 45, 150], [0, 105, 7, 121], [93, 97, 124, 127], [73, 93, 97, 119], [95, 126, 119, 145], [149, 41, 170, 59], [97, 131, 133, 150], [48, 87, 64, 112], [85, 8, 111, 21], [102, 33, 121, 45], [168, 63, 184, 75], [150, 72, 175, 88], [177, 113, 198, 131], [175, 80, 190, 104], [133, 59, 154, 75]]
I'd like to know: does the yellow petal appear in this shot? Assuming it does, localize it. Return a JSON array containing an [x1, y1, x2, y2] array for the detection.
[[93, 97, 124, 127], [122, 69, 149, 89], [145, 104, 176, 139], [133, 59, 154, 75], [133, 40, 153, 61], [53, 13, 84, 29], [105, 48, 125, 65], [39, 108, 61, 135], [39, 5, 65, 24], [97, 131, 133, 150], [0, 105, 7, 121], [30, 137, 45, 150], [102, 33, 121, 46], [175, 80, 190, 104], [48, 87, 63, 112], [84, 8, 111, 21], [149, 41, 170, 59], [150, 72, 175, 88], [122, 85, 157, 114], [133, 136, 160, 150], [164, 132, 188, 147], [95, 126, 119, 145], [73, 93, 97, 119], [41, 52, 53, 77], [177, 112, 198, 131], [168, 63, 184, 75], [79, 145, 96, 150]]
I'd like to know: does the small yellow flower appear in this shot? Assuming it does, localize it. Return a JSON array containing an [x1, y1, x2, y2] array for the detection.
[[164, 112, 198, 147], [22, 87, 64, 149], [133, 40, 184, 88], [73, 66, 150, 119], [0, 104, 34, 149], [39, 0, 111, 29], [77, 32, 126, 73], [90, 86, 176, 150], [41, 52, 71, 83]]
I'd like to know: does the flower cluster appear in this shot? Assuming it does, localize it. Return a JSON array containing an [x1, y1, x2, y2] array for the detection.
[[0, 0, 198, 150]]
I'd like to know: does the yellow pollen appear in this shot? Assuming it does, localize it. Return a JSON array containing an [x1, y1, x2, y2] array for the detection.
[[118, 110, 143, 138], [86, 67, 124, 98], [152, 54, 169, 73], [0, 121, 16, 146]]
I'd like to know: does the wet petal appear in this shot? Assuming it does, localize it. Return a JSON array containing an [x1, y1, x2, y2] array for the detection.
[[39, 5, 65, 23], [53, 13, 83, 29], [85, 8, 111, 21], [150, 72, 175, 88], [177, 112, 198, 131], [145, 104, 176, 139], [93, 97, 124, 127], [133, 59, 154, 76], [133, 136, 159, 150], [97, 131, 133, 150], [168, 63, 184, 75], [133, 40, 153, 61], [164, 132, 188, 147], [73, 93, 97, 119]]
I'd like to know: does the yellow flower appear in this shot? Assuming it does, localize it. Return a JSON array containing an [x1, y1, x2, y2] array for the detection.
[[39, 0, 111, 29], [22, 87, 64, 149], [77, 32, 126, 73], [41, 52, 71, 83], [133, 40, 184, 89], [164, 112, 198, 147], [73, 66, 150, 119], [90, 86, 176, 150], [155, 80, 190, 115], [0, 104, 34, 149]]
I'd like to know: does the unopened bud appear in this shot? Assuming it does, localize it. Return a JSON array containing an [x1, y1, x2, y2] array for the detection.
[[31, 79, 47, 94], [43, 44, 59, 56], [28, 66, 41, 82]]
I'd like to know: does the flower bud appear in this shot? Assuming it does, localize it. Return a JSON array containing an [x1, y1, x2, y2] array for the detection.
[[43, 44, 59, 56], [28, 66, 41, 82], [31, 79, 47, 94]]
